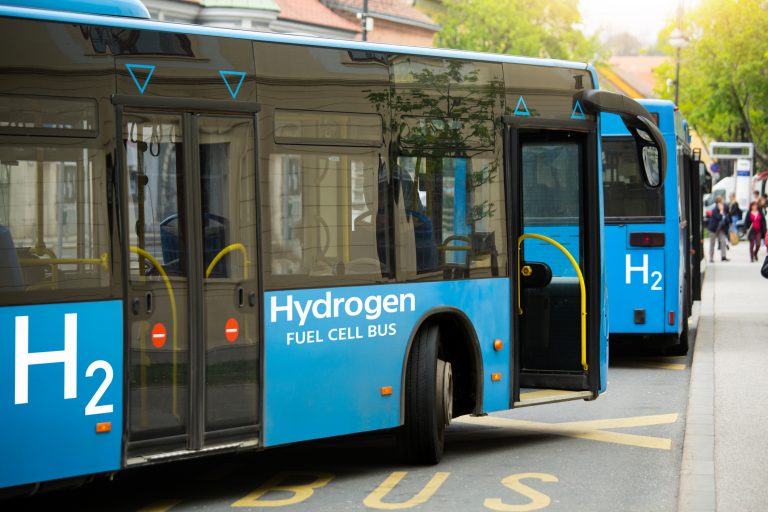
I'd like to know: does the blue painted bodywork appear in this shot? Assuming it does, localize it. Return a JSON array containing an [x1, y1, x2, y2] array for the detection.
[[0, 0, 149, 18], [602, 100, 684, 338], [263, 279, 511, 446], [0, 301, 123, 488]]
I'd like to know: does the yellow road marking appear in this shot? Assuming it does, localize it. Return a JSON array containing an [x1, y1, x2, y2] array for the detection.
[[556, 413, 678, 430], [455, 413, 676, 450], [363, 471, 450, 510], [484, 473, 558, 512], [137, 500, 182, 512]]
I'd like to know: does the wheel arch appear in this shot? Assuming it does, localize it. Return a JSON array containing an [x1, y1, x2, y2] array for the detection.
[[399, 307, 484, 423]]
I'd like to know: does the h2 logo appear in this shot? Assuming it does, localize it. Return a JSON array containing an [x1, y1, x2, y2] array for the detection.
[[625, 254, 662, 291], [14, 313, 114, 415]]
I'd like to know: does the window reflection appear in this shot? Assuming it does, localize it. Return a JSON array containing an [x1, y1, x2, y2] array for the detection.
[[602, 138, 664, 219], [262, 148, 390, 289], [397, 153, 505, 280]]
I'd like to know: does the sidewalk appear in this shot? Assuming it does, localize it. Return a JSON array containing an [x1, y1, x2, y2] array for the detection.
[[679, 241, 768, 511]]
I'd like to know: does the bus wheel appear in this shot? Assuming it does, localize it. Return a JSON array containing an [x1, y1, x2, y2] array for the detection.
[[401, 323, 452, 464]]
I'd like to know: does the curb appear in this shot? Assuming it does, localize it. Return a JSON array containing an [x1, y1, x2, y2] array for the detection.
[[678, 264, 716, 511]]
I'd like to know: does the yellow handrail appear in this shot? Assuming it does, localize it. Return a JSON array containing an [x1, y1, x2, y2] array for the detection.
[[517, 233, 588, 371], [129, 246, 179, 417], [205, 243, 249, 279], [19, 253, 110, 271]]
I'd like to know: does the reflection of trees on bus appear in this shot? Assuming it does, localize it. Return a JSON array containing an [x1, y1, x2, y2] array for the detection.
[[367, 58, 505, 278]]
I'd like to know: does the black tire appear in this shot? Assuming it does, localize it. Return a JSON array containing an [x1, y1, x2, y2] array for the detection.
[[400, 323, 452, 465]]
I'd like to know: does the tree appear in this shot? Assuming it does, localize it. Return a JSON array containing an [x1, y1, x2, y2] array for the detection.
[[654, 0, 768, 167], [435, 0, 601, 62]]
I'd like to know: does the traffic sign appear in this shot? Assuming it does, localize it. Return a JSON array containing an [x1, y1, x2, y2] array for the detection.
[[151, 323, 167, 348], [225, 318, 239, 342]]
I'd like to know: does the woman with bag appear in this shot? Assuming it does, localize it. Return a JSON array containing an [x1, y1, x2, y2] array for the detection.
[[708, 196, 730, 262], [746, 201, 766, 262]]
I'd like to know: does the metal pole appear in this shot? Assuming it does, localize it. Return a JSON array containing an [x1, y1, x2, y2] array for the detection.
[[362, 0, 368, 41], [675, 47, 681, 106]]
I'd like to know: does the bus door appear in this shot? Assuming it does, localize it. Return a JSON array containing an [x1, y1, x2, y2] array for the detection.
[[121, 109, 259, 458], [508, 127, 599, 397]]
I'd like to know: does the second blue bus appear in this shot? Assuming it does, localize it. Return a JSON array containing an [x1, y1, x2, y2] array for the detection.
[[602, 100, 704, 354]]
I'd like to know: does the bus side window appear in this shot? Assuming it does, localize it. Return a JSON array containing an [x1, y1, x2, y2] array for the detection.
[[262, 148, 390, 290], [397, 154, 506, 281]]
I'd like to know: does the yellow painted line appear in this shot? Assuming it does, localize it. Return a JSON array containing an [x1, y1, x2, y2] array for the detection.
[[455, 413, 676, 450], [137, 500, 182, 512], [555, 413, 678, 430], [363, 471, 450, 510]]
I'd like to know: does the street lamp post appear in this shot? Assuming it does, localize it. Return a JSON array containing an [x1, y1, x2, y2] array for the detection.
[[669, 28, 687, 106]]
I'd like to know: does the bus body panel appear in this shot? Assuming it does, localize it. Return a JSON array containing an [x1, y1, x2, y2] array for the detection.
[[602, 102, 685, 340], [0, 300, 123, 489], [605, 225, 668, 333], [263, 279, 511, 447]]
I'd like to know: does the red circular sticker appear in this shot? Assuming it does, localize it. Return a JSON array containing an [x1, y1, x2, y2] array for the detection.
[[151, 323, 167, 348], [225, 318, 239, 342]]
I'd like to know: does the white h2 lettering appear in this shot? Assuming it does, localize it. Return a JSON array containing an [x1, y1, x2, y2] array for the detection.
[[625, 254, 649, 285], [15, 313, 77, 405]]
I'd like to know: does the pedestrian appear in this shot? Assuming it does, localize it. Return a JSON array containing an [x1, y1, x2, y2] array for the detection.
[[727, 192, 742, 241], [745, 201, 766, 262], [708, 196, 730, 262], [728, 192, 743, 236]]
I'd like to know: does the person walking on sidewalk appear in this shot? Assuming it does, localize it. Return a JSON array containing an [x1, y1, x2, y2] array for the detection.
[[728, 192, 742, 238], [746, 201, 766, 262], [709, 196, 730, 262]]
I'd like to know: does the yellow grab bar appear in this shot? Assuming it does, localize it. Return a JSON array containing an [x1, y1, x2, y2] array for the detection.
[[205, 243, 249, 279], [19, 253, 110, 271], [517, 233, 588, 371], [129, 246, 180, 417]]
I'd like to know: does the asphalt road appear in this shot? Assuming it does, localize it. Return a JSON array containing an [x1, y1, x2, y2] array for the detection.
[[8, 331, 695, 512]]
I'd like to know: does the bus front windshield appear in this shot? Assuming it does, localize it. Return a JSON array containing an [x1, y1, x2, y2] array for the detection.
[[602, 137, 664, 220]]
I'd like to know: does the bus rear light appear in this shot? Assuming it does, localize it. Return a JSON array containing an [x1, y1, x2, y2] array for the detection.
[[96, 422, 112, 433], [380, 386, 393, 396], [629, 232, 665, 247], [491, 373, 502, 382], [669, 311, 675, 326], [493, 339, 504, 351]]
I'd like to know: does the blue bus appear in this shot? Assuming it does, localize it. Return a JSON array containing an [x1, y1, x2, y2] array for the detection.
[[602, 100, 702, 354], [0, 0, 664, 493]]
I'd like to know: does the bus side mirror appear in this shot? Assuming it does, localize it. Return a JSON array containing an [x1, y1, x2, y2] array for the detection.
[[619, 114, 664, 188], [578, 90, 667, 189]]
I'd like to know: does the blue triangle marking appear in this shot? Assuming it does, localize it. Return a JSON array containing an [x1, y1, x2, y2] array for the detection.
[[219, 70, 246, 99], [514, 96, 531, 116], [571, 100, 586, 120], [125, 64, 155, 94]]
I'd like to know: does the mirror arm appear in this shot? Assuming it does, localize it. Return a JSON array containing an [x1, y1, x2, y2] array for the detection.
[[577, 89, 667, 187]]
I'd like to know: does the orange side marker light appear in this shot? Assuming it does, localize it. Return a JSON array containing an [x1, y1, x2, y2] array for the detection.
[[380, 386, 393, 396], [491, 373, 502, 382], [493, 339, 504, 351], [96, 422, 112, 433]]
